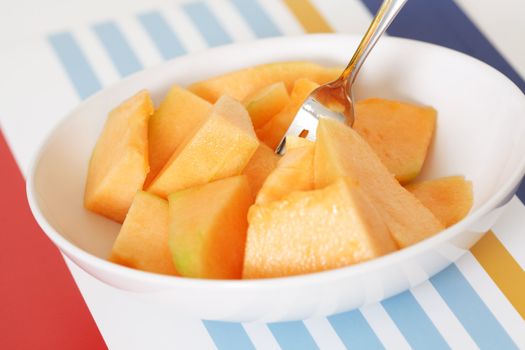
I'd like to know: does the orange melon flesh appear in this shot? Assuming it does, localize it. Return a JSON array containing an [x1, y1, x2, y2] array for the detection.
[[147, 95, 259, 198], [285, 135, 313, 150], [243, 178, 397, 278], [243, 81, 290, 129], [168, 176, 253, 279], [255, 142, 314, 205], [242, 144, 280, 196], [354, 98, 436, 184], [315, 119, 444, 248], [189, 62, 340, 103], [256, 79, 319, 150], [406, 176, 473, 227], [145, 85, 211, 187], [84, 90, 153, 223], [109, 191, 178, 275]]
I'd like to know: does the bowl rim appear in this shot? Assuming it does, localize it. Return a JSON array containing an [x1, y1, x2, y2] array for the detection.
[[26, 33, 525, 292]]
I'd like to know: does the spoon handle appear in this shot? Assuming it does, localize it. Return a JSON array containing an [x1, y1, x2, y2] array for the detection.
[[340, 0, 408, 85]]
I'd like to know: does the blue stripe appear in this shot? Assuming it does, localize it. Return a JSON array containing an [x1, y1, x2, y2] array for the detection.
[[137, 11, 186, 60], [202, 321, 255, 350], [48, 32, 102, 99], [430, 264, 517, 349], [359, 0, 525, 201], [92, 21, 143, 76], [182, 2, 233, 47], [382, 291, 450, 350], [230, 0, 281, 38], [328, 310, 384, 349], [268, 321, 319, 350]]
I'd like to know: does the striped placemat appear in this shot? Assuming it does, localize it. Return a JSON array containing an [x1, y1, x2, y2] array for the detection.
[[0, 0, 524, 349]]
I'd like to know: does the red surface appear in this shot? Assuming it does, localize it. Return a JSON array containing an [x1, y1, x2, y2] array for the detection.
[[0, 130, 106, 349]]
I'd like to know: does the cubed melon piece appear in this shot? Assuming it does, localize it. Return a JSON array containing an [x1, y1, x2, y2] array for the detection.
[[243, 82, 290, 129], [255, 142, 314, 205], [315, 119, 444, 247], [189, 62, 340, 102], [145, 85, 211, 186], [168, 176, 253, 279], [406, 176, 473, 227], [84, 90, 153, 222], [256, 79, 319, 149], [242, 144, 280, 196], [243, 178, 397, 278], [109, 191, 178, 275], [147, 96, 259, 198], [354, 98, 436, 184]]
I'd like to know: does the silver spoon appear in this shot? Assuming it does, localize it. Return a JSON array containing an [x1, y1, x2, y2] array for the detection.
[[276, 0, 408, 154]]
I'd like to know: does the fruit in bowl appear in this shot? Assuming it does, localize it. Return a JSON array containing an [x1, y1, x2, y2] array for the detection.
[[27, 35, 525, 322], [85, 60, 473, 280]]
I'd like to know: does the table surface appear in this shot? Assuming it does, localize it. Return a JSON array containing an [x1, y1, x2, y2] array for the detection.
[[1, 0, 524, 349]]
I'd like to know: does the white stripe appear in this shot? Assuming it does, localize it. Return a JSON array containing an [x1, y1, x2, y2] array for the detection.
[[491, 196, 525, 268], [261, 0, 305, 36], [360, 303, 411, 350], [310, 0, 373, 34], [242, 322, 281, 350], [116, 16, 162, 68], [63, 257, 218, 350], [0, 41, 79, 175], [303, 317, 347, 350], [411, 281, 479, 349], [454, 0, 525, 80], [0, 0, 169, 47], [73, 26, 120, 87], [456, 253, 525, 348], [207, 0, 256, 42], [162, 5, 209, 53]]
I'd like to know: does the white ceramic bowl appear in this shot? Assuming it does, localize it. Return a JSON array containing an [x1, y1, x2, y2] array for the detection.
[[27, 34, 525, 322]]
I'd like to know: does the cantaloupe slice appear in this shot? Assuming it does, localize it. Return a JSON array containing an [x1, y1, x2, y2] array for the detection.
[[354, 98, 436, 184], [242, 144, 280, 196], [109, 191, 178, 275], [189, 62, 340, 102], [84, 90, 153, 223], [145, 85, 211, 186], [315, 119, 444, 247], [406, 176, 473, 227], [168, 176, 253, 279], [256, 79, 319, 150], [147, 96, 259, 198], [255, 142, 314, 205], [243, 81, 290, 129], [243, 178, 397, 279]]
